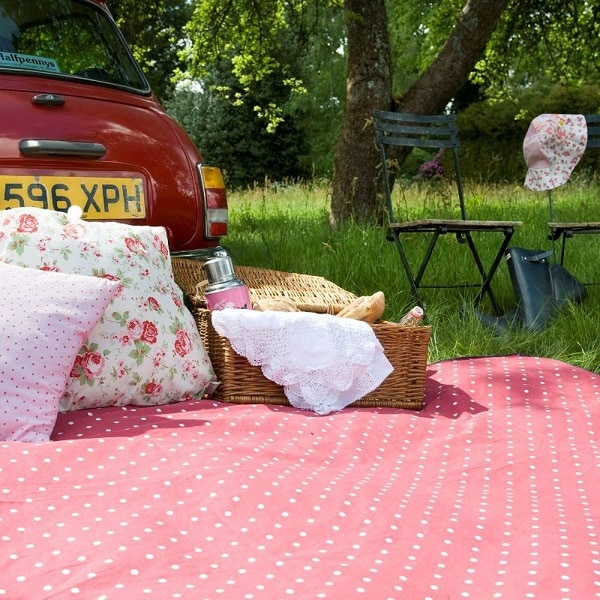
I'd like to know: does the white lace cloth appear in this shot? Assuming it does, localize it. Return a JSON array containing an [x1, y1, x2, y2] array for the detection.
[[211, 309, 393, 414]]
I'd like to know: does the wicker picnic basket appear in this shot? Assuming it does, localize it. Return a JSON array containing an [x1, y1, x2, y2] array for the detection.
[[171, 257, 431, 410], [173, 256, 357, 313]]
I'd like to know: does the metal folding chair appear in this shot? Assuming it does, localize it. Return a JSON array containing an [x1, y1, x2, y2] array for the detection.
[[373, 110, 522, 314], [548, 114, 600, 266]]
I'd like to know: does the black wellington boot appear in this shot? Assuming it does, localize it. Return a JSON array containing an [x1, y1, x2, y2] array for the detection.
[[476, 248, 586, 334]]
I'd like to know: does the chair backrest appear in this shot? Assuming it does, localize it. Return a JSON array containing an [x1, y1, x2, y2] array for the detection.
[[548, 114, 600, 223], [585, 114, 600, 148], [373, 110, 468, 220]]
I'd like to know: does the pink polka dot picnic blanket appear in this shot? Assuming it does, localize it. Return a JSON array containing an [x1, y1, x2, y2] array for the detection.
[[1, 354, 599, 599]]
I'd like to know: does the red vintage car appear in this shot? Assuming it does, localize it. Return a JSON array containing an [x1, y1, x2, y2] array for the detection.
[[0, 0, 228, 257]]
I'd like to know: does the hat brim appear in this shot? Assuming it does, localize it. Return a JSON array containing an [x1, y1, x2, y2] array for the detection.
[[524, 167, 572, 192]]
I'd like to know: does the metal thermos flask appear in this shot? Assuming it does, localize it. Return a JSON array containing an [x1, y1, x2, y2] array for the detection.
[[203, 256, 251, 310]]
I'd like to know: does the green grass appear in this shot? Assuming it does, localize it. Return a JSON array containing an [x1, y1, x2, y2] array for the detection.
[[220, 178, 600, 372]]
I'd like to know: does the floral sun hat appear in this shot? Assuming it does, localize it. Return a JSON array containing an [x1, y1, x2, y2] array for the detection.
[[523, 113, 587, 191]]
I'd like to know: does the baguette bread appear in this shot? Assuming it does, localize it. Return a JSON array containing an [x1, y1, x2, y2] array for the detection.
[[336, 291, 385, 324], [253, 298, 299, 312]]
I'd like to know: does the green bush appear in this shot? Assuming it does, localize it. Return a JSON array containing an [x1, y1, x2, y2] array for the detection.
[[456, 84, 600, 182]]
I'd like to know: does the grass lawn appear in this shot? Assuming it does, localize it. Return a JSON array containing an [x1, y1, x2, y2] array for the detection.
[[220, 178, 600, 372]]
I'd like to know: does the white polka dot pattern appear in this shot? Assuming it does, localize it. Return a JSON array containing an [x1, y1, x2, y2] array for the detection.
[[0, 355, 599, 598]]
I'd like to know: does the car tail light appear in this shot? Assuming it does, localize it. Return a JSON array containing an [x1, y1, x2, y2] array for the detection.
[[199, 165, 228, 239]]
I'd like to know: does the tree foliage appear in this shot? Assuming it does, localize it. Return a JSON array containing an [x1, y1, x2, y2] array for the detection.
[[165, 60, 309, 189], [181, 0, 318, 129], [388, 0, 600, 102], [475, 0, 600, 99], [283, 4, 346, 177], [171, 1, 346, 183], [105, 0, 191, 100], [106, 0, 600, 220]]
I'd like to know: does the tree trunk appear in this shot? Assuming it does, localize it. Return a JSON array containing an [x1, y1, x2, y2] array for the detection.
[[329, 0, 392, 227], [330, 0, 511, 226]]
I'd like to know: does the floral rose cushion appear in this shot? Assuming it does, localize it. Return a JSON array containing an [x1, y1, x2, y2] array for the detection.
[[0, 208, 217, 410], [0, 262, 118, 442]]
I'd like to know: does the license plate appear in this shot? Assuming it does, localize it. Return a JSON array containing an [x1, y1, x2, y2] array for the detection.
[[0, 175, 146, 219]]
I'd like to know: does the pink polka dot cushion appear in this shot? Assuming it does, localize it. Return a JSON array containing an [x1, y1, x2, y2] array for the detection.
[[0, 208, 217, 410], [0, 262, 118, 442]]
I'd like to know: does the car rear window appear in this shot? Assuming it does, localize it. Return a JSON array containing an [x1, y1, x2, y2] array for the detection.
[[0, 0, 149, 92]]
